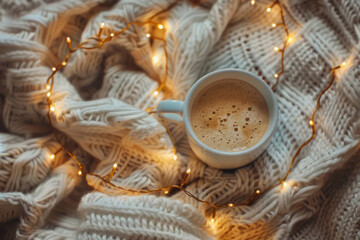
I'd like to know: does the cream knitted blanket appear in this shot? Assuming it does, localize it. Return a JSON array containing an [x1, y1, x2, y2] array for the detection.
[[0, 0, 359, 239]]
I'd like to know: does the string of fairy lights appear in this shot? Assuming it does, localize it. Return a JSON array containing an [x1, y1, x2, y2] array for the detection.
[[267, 0, 293, 90], [44, 0, 349, 225]]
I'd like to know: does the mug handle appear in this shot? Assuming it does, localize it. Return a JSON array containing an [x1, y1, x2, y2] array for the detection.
[[157, 100, 184, 123]]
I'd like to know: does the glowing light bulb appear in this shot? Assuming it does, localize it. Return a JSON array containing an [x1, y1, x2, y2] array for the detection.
[[267, 8, 271, 12], [153, 90, 159, 96], [78, 170, 82, 176], [173, 154, 177, 161], [211, 218, 215, 223], [228, 203, 234, 207], [66, 37, 71, 43], [110, 33, 114, 37], [62, 61, 67, 66], [152, 55, 159, 64], [46, 84, 50, 90], [272, 23, 276, 28], [50, 154, 55, 160], [52, 67, 56, 71], [250, 0, 255, 5], [113, 163, 117, 168], [157, 24, 164, 30], [164, 190, 169, 194], [47, 92, 51, 97], [100, 22, 105, 28], [274, 73, 279, 78], [282, 181, 288, 187], [341, 62, 346, 67], [256, 189, 260, 194], [146, 33, 151, 38], [288, 36, 294, 43], [50, 105, 55, 112], [274, 47, 279, 52], [309, 120, 314, 126], [186, 168, 191, 174]]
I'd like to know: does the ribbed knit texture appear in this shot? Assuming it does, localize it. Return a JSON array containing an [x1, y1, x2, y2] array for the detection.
[[0, 0, 359, 239]]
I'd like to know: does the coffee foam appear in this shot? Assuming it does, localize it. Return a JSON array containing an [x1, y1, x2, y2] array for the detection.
[[191, 79, 269, 152]]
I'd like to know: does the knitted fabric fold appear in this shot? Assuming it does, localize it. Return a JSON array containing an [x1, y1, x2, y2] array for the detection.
[[0, 0, 359, 239]]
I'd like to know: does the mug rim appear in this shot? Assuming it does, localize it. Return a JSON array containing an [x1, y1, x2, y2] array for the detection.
[[183, 68, 278, 158]]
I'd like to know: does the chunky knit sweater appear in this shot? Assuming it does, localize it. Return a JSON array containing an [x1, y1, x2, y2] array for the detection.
[[0, 0, 359, 239]]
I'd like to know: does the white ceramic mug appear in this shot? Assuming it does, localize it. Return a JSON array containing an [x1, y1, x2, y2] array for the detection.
[[157, 69, 278, 169]]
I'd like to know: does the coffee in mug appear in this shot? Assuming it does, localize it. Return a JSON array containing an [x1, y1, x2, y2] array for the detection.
[[191, 79, 269, 152], [156, 69, 278, 169]]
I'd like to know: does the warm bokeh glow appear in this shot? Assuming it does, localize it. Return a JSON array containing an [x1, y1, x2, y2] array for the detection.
[[152, 55, 159, 64]]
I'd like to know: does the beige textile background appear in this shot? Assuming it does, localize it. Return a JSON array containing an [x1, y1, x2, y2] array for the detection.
[[0, 0, 359, 239]]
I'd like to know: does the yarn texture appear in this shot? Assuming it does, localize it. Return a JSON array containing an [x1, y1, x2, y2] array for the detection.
[[0, 0, 360, 239]]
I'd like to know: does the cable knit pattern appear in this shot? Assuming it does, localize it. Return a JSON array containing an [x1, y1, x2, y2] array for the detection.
[[76, 193, 214, 240], [0, 0, 359, 239]]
